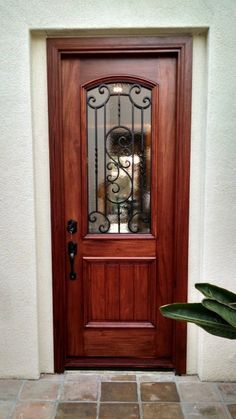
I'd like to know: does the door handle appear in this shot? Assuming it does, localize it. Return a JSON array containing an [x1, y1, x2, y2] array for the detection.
[[68, 241, 77, 280]]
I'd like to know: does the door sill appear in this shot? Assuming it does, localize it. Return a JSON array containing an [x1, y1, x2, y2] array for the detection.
[[65, 357, 174, 370]]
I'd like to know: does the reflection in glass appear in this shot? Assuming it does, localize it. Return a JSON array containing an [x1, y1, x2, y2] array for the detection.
[[87, 82, 151, 233]]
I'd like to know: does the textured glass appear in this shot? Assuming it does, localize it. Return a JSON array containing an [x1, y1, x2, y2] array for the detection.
[[87, 82, 151, 233]]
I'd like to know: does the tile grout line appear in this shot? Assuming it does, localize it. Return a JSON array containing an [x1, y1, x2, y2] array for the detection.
[[176, 379, 234, 419], [10, 375, 64, 419], [7, 379, 26, 419], [51, 372, 65, 419], [175, 376, 189, 419], [3, 373, 235, 419], [96, 376, 101, 419], [212, 382, 233, 419], [225, 405, 234, 419], [136, 375, 144, 419]]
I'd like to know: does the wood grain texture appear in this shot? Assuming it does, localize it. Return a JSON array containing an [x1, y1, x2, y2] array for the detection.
[[83, 329, 156, 357], [47, 36, 192, 374], [83, 258, 156, 329], [173, 37, 192, 375], [47, 42, 66, 373]]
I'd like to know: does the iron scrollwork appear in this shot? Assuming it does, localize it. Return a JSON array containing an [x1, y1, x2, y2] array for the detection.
[[88, 211, 110, 233], [87, 82, 151, 234]]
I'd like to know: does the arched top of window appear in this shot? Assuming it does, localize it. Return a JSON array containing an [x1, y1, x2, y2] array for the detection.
[[83, 75, 157, 91]]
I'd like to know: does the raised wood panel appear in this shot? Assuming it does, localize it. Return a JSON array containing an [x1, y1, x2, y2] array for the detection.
[[83, 258, 156, 327], [83, 329, 156, 357]]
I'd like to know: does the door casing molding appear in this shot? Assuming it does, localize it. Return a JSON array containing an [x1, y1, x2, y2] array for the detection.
[[47, 36, 192, 373]]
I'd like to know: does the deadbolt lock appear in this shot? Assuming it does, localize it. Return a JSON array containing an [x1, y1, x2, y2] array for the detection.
[[67, 219, 77, 234]]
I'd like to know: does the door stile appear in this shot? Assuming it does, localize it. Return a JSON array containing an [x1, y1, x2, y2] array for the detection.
[[47, 46, 67, 372], [172, 38, 192, 374]]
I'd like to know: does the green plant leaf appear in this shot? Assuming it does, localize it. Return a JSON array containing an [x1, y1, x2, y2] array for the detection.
[[160, 303, 228, 325], [160, 303, 236, 339], [199, 324, 236, 339], [202, 299, 236, 327], [195, 283, 236, 306]]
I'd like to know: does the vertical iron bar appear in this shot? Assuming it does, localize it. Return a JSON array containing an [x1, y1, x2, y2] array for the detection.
[[104, 104, 107, 217], [87, 102, 89, 231], [131, 103, 134, 216], [95, 108, 98, 212], [118, 203, 120, 233], [140, 107, 144, 212], [118, 93, 121, 127], [118, 93, 121, 231]]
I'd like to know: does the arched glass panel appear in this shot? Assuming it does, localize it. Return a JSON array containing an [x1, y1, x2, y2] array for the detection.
[[87, 82, 152, 233]]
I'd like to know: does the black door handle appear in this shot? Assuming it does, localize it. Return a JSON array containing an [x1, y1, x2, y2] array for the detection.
[[68, 241, 77, 280]]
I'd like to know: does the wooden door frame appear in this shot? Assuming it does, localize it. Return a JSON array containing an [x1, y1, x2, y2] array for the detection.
[[47, 36, 192, 374]]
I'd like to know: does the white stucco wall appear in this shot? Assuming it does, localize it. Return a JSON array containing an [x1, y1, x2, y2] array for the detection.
[[0, 0, 236, 380]]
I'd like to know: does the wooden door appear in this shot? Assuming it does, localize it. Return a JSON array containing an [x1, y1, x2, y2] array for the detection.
[[47, 37, 192, 373]]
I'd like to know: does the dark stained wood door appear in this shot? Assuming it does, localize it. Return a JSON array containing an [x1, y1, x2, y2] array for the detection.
[[47, 37, 192, 373]]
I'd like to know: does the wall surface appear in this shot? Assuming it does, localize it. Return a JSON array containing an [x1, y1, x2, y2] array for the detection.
[[0, 0, 236, 380]]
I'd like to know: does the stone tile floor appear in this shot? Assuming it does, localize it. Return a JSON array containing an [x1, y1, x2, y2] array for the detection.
[[0, 371, 236, 418]]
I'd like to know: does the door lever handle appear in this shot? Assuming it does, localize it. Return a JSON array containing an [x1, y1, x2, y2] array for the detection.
[[68, 241, 77, 280]]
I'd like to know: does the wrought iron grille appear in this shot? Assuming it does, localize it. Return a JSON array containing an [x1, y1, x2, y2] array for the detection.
[[87, 82, 152, 233]]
